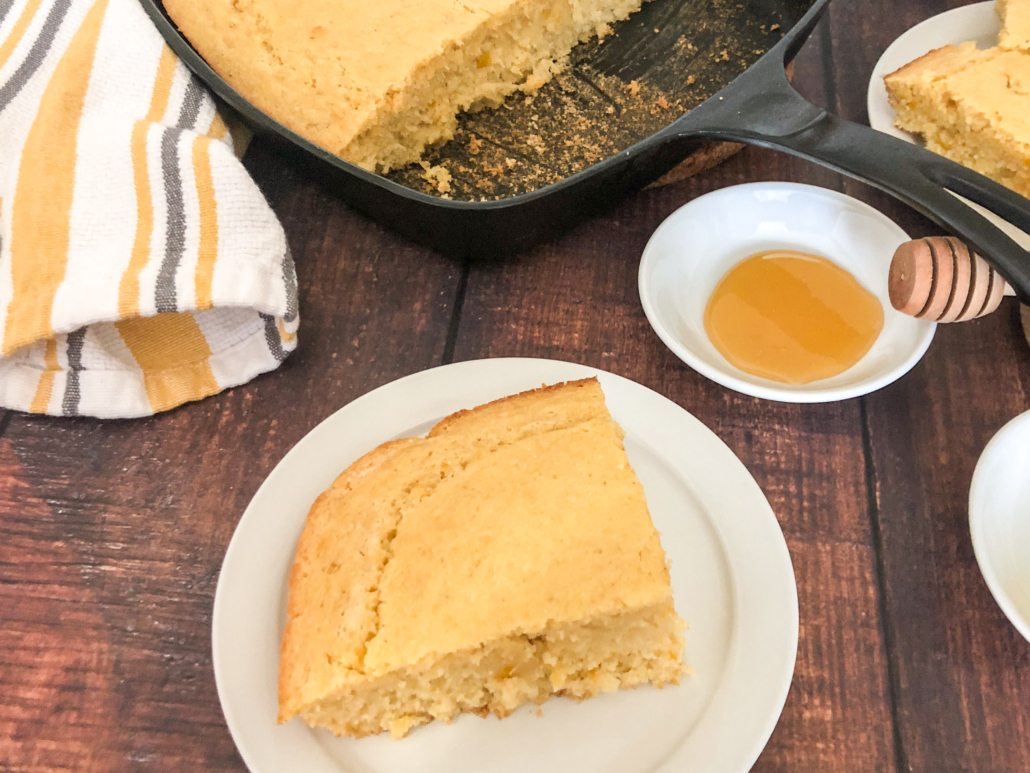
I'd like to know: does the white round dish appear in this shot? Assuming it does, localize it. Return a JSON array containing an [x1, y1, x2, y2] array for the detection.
[[867, 1, 1030, 251], [212, 358, 799, 773], [638, 182, 936, 403], [969, 409, 1030, 643]]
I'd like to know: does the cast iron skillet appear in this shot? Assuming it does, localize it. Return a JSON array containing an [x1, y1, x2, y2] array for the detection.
[[141, 0, 1030, 299]]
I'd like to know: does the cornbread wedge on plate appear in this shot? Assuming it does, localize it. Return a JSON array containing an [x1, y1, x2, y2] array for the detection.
[[884, 0, 1030, 196], [164, 0, 649, 172], [278, 378, 686, 739]]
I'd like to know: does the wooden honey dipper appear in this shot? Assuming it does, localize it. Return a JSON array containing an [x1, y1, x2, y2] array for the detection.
[[889, 236, 1016, 322]]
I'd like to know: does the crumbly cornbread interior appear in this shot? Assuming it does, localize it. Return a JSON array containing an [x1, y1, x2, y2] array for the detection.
[[278, 378, 686, 739], [164, 0, 647, 172], [884, 0, 1030, 196]]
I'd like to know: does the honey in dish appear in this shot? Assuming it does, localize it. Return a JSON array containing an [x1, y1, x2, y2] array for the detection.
[[704, 250, 885, 385]]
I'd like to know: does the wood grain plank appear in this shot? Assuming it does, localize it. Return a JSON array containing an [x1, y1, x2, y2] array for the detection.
[[862, 307, 1030, 773], [0, 141, 462, 773], [829, 1, 1030, 771], [11, 1, 1029, 770]]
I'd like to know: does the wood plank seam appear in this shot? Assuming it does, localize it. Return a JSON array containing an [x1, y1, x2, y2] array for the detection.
[[441, 257, 473, 365], [860, 398, 909, 773]]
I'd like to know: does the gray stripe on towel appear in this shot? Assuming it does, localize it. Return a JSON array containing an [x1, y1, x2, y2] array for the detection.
[[154, 127, 187, 313], [281, 248, 298, 324], [153, 76, 206, 312], [260, 313, 287, 363], [0, 0, 74, 116], [61, 326, 86, 416], [176, 73, 203, 129], [0, 0, 19, 31]]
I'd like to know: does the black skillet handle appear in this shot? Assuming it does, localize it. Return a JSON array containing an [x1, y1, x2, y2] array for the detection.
[[671, 2, 1030, 302]]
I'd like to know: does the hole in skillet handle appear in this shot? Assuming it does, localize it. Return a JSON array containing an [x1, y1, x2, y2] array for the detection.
[[932, 169, 1030, 304], [930, 177, 1030, 304]]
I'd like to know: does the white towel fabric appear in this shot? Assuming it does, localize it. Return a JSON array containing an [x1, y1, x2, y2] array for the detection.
[[0, 0, 298, 418]]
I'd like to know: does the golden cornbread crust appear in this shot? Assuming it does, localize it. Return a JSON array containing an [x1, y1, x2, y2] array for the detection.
[[164, 0, 647, 172], [884, 0, 1030, 196], [278, 378, 686, 738]]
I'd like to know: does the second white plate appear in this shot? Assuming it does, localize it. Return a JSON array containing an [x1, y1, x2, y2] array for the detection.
[[970, 410, 1030, 643], [867, 1, 1030, 250], [212, 358, 799, 773]]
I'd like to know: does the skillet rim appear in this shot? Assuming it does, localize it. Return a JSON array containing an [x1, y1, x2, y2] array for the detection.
[[137, 0, 821, 212]]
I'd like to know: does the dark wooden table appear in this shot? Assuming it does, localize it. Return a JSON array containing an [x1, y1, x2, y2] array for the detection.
[[3, 1, 1030, 770]]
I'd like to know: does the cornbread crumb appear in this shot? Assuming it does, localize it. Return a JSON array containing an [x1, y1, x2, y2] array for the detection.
[[419, 163, 453, 194], [278, 379, 686, 738]]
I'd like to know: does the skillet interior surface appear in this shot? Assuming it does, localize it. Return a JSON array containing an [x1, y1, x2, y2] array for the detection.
[[152, 0, 815, 202], [383, 0, 815, 200]]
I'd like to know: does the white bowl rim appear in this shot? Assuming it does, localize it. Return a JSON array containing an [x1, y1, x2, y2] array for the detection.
[[637, 181, 936, 403]]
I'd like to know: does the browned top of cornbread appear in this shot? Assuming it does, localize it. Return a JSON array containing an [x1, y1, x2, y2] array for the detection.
[[884, 41, 994, 87], [886, 42, 1030, 145], [945, 49, 1030, 138], [278, 378, 674, 721], [163, 0, 495, 156]]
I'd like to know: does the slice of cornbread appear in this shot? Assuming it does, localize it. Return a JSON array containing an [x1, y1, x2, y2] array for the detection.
[[278, 378, 686, 739], [164, 0, 647, 172], [885, 42, 1030, 196]]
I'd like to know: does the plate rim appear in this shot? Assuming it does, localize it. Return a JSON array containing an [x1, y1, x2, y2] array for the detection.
[[637, 181, 936, 403], [211, 357, 799, 772], [969, 409, 1030, 643]]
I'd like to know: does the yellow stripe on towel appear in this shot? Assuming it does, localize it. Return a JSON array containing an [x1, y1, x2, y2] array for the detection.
[[0, 0, 46, 73], [118, 45, 179, 318], [193, 135, 218, 310], [207, 112, 228, 141], [3, 0, 110, 356], [115, 311, 220, 412], [28, 338, 60, 414]]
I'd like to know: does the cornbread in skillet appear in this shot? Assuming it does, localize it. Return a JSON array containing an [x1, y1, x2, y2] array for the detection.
[[164, 0, 647, 172], [278, 378, 686, 739], [884, 2, 1030, 196]]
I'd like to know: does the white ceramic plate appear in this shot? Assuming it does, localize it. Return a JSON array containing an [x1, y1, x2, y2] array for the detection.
[[969, 410, 1030, 643], [638, 182, 936, 403], [212, 358, 799, 773], [867, 1, 1030, 251]]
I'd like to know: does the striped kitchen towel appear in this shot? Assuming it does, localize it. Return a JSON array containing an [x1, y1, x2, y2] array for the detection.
[[0, 0, 298, 418]]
